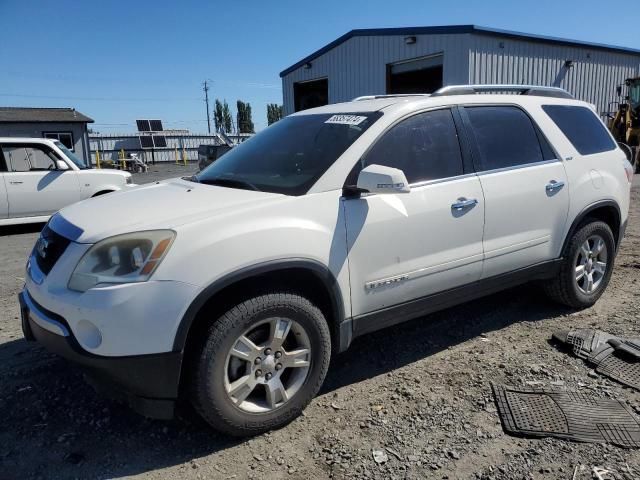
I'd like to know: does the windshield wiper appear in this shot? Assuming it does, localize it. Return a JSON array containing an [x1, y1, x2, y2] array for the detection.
[[198, 177, 260, 191]]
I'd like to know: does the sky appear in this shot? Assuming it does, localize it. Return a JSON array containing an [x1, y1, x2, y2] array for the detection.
[[1, 0, 638, 134]]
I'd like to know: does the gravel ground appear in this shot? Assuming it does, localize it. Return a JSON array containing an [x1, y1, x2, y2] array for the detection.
[[1, 170, 640, 480]]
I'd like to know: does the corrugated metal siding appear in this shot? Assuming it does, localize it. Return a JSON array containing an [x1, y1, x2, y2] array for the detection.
[[282, 31, 640, 117], [468, 34, 640, 116], [282, 34, 472, 114], [88, 134, 224, 164]]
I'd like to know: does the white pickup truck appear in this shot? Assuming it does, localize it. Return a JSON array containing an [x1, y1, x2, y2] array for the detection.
[[0, 138, 133, 225]]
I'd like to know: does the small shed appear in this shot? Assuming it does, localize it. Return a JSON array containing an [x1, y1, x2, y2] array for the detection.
[[0, 107, 94, 165]]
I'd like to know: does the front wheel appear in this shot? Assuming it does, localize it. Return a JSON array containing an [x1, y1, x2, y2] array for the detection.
[[190, 293, 331, 436], [544, 220, 615, 308]]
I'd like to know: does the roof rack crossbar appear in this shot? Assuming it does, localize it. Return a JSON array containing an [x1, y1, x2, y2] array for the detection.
[[352, 93, 431, 101], [431, 84, 574, 99]]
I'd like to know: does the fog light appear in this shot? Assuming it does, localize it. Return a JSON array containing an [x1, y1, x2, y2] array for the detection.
[[76, 320, 102, 349]]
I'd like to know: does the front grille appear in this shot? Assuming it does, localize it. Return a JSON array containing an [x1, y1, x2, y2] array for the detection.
[[34, 225, 72, 275]]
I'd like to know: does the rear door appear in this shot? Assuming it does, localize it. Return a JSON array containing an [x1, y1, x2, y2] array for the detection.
[[460, 105, 569, 278], [2, 143, 81, 218], [344, 108, 485, 318]]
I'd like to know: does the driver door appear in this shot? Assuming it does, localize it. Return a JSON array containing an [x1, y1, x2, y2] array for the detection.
[[1, 143, 80, 218], [343, 108, 485, 321]]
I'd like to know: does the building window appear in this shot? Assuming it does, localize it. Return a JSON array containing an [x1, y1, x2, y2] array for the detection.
[[43, 132, 75, 151]]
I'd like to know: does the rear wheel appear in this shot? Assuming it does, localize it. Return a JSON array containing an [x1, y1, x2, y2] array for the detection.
[[190, 293, 331, 436], [544, 220, 615, 308]]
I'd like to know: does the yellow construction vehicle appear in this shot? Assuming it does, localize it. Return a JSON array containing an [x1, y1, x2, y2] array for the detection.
[[608, 77, 640, 171]]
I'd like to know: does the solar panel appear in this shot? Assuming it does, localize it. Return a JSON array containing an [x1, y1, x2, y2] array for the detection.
[[139, 135, 154, 148], [136, 120, 151, 132], [152, 135, 167, 148], [149, 120, 163, 132]]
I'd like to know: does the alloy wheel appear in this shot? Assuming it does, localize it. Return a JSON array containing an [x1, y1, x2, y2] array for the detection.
[[223, 317, 312, 413], [575, 234, 608, 294]]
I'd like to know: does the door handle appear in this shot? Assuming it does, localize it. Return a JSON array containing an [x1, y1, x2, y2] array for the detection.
[[9, 181, 23, 185], [451, 197, 478, 211], [545, 180, 565, 193]]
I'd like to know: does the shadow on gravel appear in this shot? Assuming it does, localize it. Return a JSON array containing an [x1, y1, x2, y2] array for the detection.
[[322, 283, 571, 393], [0, 283, 570, 479], [0, 223, 46, 237]]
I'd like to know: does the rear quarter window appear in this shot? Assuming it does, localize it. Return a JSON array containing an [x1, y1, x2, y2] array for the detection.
[[542, 105, 616, 155]]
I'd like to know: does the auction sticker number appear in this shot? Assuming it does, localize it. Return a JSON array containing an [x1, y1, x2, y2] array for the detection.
[[325, 115, 367, 126]]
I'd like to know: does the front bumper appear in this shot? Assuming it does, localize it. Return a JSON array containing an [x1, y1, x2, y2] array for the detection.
[[19, 290, 182, 419]]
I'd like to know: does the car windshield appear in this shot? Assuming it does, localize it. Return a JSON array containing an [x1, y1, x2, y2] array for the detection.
[[54, 141, 88, 169], [196, 112, 382, 195]]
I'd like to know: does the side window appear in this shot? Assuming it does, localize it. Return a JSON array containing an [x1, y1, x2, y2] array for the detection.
[[465, 106, 546, 171], [1, 145, 57, 172], [25, 147, 57, 170], [542, 105, 616, 155], [360, 109, 464, 184], [2, 146, 30, 172]]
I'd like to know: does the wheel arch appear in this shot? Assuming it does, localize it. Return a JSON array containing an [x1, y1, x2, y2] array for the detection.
[[173, 259, 346, 356], [561, 200, 622, 256]]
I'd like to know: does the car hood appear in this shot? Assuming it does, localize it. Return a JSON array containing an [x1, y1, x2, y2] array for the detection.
[[50, 178, 285, 243]]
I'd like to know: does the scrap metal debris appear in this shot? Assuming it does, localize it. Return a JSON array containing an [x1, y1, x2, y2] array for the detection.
[[491, 383, 640, 448], [553, 329, 640, 390]]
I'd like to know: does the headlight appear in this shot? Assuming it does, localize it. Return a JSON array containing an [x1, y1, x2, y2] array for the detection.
[[68, 230, 175, 292]]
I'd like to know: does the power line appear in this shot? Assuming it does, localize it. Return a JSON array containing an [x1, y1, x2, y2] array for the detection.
[[0, 93, 201, 102]]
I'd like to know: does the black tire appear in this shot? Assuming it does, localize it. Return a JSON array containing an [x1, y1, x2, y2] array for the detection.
[[190, 293, 331, 436], [544, 220, 615, 308]]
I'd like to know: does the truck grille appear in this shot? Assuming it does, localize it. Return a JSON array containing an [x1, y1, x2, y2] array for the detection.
[[33, 225, 71, 275]]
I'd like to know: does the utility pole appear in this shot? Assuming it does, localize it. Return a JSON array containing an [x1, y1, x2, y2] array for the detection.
[[203, 80, 211, 134]]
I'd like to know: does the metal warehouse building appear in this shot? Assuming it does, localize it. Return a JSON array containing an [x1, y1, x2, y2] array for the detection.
[[280, 25, 640, 116]]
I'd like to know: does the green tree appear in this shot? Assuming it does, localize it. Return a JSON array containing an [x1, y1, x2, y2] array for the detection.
[[267, 104, 284, 125], [236, 100, 255, 133], [214, 99, 224, 132], [222, 100, 233, 133]]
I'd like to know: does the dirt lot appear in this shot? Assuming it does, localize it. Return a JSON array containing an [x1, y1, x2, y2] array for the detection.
[[1, 169, 640, 479]]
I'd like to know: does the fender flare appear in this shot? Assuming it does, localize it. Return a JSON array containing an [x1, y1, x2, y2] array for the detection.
[[172, 258, 346, 352], [560, 200, 622, 256]]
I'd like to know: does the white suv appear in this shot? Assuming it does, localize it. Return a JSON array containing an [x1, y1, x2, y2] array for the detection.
[[0, 138, 132, 225], [19, 85, 633, 436]]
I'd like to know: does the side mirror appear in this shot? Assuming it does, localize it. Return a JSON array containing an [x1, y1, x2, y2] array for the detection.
[[356, 164, 410, 195], [56, 160, 70, 170]]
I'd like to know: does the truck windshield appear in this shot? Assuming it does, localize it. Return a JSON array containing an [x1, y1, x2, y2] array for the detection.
[[54, 141, 88, 169], [196, 112, 382, 195]]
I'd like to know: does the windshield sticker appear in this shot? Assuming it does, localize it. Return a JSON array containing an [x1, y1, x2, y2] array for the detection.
[[324, 115, 368, 126]]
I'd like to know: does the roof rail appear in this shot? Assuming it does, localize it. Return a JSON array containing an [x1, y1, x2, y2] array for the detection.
[[431, 84, 574, 99], [352, 93, 430, 101]]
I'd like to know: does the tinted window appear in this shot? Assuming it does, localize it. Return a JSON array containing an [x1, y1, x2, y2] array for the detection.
[[359, 109, 463, 184], [197, 112, 381, 195], [465, 106, 546, 171], [542, 105, 616, 155]]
